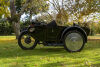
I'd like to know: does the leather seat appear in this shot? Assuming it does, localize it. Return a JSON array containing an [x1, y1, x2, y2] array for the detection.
[[47, 20, 57, 27]]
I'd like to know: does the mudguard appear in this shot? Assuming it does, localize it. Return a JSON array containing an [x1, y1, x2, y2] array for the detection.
[[61, 26, 87, 43]]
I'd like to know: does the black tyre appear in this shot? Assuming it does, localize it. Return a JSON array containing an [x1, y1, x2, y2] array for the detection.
[[63, 30, 85, 52], [18, 31, 38, 50]]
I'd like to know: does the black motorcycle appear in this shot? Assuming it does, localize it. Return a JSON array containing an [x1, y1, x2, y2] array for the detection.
[[18, 20, 89, 52]]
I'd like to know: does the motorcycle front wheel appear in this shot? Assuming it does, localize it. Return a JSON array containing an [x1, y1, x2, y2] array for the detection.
[[18, 31, 38, 50]]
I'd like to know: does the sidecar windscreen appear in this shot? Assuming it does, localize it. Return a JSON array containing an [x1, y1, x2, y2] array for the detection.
[[47, 20, 57, 27]]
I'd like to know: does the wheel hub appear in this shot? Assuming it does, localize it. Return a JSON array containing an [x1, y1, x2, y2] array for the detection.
[[25, 37, 31, 44], [70, 37, 78, 42]]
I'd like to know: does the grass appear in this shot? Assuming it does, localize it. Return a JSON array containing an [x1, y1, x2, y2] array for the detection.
[[0, 36, 100, 67], [88, 34, 100, 40], [0, 36, 15, 40]]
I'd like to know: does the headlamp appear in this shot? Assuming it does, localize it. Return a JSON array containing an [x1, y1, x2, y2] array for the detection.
[[29, 28, 35, 32]]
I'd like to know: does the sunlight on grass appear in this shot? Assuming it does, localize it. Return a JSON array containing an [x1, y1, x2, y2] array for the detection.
[[0, 36, 16, 40], [0, 38, 100, 67], [0, 34, 100, 41], [88, 36, 100, 39], [88, 34, 100, 40]]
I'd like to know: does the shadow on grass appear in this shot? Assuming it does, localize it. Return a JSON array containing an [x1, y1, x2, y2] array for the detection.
[[84, 41, 100, 50], [42, 61, 100, 67], [41, 61, 100, 67], [0, 40, 65, 59], [92, 63, 100, 67], [0, 40, 100, 59], [41, 62, 65, 67]]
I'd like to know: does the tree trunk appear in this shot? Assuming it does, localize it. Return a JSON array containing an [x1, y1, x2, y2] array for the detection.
[[10, 0, 20, 39], [29, 13, 32, 21], [10, 0, 32, 39], [12, 21, 20, 39]]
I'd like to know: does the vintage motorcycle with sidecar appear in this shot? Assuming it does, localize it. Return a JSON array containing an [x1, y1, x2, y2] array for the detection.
[[18, 20, 90, 52]]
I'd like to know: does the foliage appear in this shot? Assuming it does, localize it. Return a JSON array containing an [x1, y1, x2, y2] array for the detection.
[[37, 13, 53, 23], [0, 0, 49, 38], [90, 22, 100, 35], [0, 21, 13, 35], [20, 0, 49, 21], [0, 0, 10, 18], [49, 0, 100, 24], [15, 0, 22, 13], [15, 0, 49, 15], [0, 20, 30, 35], [97, 22, 100, 33]]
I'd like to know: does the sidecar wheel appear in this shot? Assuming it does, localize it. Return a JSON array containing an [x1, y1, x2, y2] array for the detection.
[[64, 30, 85, 52], [18, 31, 38, 50]]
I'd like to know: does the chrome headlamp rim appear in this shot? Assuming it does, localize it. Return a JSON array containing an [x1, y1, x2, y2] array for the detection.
[[29, 27, 35, 32]]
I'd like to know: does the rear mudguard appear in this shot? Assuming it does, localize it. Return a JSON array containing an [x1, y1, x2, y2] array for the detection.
[[61, 26, 87, 43]]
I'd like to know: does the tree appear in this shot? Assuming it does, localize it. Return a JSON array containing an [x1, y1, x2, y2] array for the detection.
[[49, 0, 100, 24], [49, 0, 69, 25], [9, 0, 49, 39]]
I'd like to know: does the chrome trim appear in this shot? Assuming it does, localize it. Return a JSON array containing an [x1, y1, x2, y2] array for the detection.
[[65, 32, 83, 51]]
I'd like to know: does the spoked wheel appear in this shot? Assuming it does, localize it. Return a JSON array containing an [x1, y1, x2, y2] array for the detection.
[[18, 31, 38, 50], [64, 30, 85, 52]]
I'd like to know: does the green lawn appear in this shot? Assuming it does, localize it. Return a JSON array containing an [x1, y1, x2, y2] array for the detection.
[[0, 36, 100, 67], [0, 36, 15, 40]]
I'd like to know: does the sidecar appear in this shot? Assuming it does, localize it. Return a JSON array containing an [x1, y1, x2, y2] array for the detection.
[[18, 20, 89, 52]]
